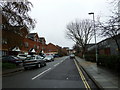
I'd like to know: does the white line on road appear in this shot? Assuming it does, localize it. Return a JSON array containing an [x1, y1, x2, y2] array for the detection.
[[60, 60, 63, 63], [54, 63, 60, 67], [32, 68, 51, 80]]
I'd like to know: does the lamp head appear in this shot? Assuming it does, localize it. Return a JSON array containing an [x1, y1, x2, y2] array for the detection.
[[88, 12, 94, 15]]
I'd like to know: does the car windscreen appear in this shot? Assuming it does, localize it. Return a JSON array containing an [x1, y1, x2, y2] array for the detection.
[[19, 55, 27, 57], [12, 56, 19, 59], [25, 57, 35, 60], [44, 56, 50, 59]]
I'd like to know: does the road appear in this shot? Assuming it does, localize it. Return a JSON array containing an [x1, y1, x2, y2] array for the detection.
[[2, 56, 98, 89]]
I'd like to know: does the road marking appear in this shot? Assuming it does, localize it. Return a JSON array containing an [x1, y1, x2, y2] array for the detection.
[[32, 68, 51, 80], [66, 77, 69, 80], [60, 61, 63, 63], [54, 63, 60, 67], [74, 59, 91, 90]]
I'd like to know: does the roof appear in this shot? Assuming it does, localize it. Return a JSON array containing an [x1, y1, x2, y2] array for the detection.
[[12, 47, 21, 51], [27, 33, 39, 40], [27, 33, 37, 37], [29, 48, 36, 53], [48, 43, 56, 46], [39, 37, 45, 39]]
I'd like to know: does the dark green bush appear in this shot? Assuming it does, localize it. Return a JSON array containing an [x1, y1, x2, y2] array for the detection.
[[98, 55, 120, 69], [84, 54, 120, 71], [98, 55, 120, 71], [2, 62, 17, 69], [84, 54, 96, 62]]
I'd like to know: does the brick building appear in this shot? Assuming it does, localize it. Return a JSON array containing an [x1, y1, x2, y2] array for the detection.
[[2, 26, 68, 56], [39, 37, 46, 45], [21, 33, 43, 55], [44, 43, 59, 54], [2, 26, 28, 56]]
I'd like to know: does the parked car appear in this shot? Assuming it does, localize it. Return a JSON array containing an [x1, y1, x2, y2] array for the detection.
[[43, 55, 54, 62], [2, 56, 22, 65], [17, 54, 27, 60], [23, 55, 46, 70], [53, 54, 59, 58], [70, 54, 75, 59]]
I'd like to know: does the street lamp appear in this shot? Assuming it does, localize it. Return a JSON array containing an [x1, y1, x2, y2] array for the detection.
[[88, 12, 98, 64]]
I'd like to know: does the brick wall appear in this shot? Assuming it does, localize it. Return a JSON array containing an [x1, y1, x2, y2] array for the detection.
[[44, 43, 58, 54], [21, 38, 42, 54]]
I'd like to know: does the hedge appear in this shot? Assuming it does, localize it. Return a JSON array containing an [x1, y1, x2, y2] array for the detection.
[[2, 62, 17, 69], [84, 54, 120, 71]]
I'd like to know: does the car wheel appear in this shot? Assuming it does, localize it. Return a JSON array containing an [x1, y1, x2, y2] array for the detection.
[[38, 64, 41, 68], [44, 63, 46, 66]]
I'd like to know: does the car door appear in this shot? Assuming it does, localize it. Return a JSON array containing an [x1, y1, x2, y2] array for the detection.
[[38, 56, 45, 65]]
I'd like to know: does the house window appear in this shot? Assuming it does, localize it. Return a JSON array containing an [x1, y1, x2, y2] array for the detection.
[[24, 42, 29, 48], [34, 45, 37, 49], [0, 24, 2, 30], [2, 51, 7, 56], [37, 46, 39, 49], [34, 38, 38, 42], [2, 39, 7, 44]]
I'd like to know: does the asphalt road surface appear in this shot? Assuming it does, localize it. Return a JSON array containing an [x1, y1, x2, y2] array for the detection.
[[2, 56, 98, 89]]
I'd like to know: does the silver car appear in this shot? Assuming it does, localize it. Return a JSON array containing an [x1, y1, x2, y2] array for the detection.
[[70, 54, 75, 59], [43, 55, 54, 62], [23, 55, 46, 70]]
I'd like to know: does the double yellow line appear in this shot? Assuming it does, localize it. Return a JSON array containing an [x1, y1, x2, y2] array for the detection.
[[74, 59, 91, 90]]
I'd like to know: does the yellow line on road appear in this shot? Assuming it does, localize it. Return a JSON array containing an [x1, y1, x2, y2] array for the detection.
[[74, 59, 91, 90]]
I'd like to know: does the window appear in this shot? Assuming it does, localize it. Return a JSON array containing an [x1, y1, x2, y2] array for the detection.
[[24, 42, 29, 48], [36, 56, 39, 59], [34, 45, 37, 49], [37, 46, 39, 49], [2, 39, 7, 44], [0, 24, 2, 30]]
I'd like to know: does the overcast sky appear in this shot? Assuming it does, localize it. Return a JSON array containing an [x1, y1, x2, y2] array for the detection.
[[29, 0, 113, 49]]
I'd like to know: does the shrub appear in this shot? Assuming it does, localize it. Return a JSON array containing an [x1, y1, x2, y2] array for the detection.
[[2, 62, 17, 69], [83, 54, 120, 71], [98, 55, 120, 71], [84, 54, 96, 62]]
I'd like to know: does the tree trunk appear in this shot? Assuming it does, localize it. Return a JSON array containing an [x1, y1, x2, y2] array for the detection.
[[114, 39, 120, 55], [82, 47, 86, 59]]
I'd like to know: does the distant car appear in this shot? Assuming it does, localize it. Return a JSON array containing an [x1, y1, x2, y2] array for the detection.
[[2, 56, 22, 65], [23, 55, 46, 70], [53, 54, 59, 58], [70, 54, 75, 59], [43, 55, 54, 62], [17, 54, 27, 60]]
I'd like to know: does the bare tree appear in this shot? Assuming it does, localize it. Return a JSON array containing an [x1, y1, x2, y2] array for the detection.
[[66, 19, 94, 57]]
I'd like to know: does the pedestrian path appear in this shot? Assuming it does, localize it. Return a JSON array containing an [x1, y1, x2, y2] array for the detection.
[[2, 67, 24, 75], [75, 57, 120, 90]]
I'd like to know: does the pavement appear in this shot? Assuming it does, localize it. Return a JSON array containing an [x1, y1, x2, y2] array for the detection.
[[2, 65, 24, 76], [75, 56, 120, 90]]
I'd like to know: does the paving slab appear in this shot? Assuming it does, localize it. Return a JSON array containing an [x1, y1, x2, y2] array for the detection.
[[2, 67, 24, 76]]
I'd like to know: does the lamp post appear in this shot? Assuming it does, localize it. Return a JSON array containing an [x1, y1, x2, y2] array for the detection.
[[88, 12, 98, 64]]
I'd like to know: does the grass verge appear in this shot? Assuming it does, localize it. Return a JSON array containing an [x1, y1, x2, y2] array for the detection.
[[2, 62, 17, 69]]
